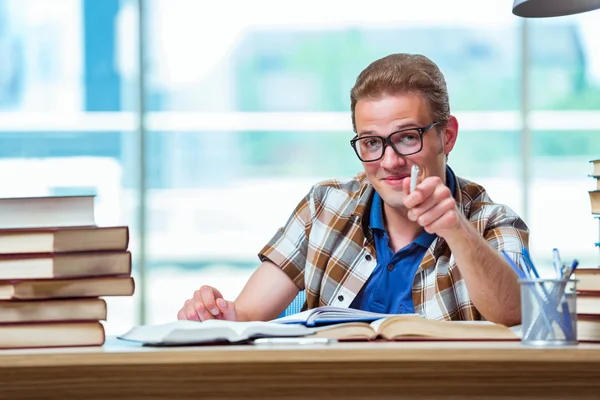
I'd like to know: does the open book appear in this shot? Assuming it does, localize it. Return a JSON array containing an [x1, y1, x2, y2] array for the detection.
[[272, 306, 413, 327], [311, 314, 519, 341], [117, 320, 313, 346]]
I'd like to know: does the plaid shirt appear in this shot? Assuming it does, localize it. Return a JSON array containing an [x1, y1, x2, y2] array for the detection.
[[259, 168, 529, 321]]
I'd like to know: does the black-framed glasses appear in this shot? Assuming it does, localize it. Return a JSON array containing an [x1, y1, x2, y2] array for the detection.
[[350, 122, 439, 162]]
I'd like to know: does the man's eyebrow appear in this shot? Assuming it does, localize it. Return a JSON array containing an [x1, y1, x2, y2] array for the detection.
[[393, 122, 419, 130], [357, 123, 419, 137], [357, 130, 376, 137]]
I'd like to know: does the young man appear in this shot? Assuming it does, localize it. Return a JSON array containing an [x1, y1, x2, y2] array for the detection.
[[177, 53, 529, 326]]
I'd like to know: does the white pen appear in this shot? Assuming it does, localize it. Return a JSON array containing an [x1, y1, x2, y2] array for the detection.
[[410, 164, 420, 193], [552, 248, 562, 278], [253, 337, 337, 345]]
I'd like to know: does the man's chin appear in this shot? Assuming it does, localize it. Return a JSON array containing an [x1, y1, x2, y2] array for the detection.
[[379, 195, 407, 211]]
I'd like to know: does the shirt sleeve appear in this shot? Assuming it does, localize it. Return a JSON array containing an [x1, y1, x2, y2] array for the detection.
[[480, 203, 530, 275], [257, 189, 314, 289]]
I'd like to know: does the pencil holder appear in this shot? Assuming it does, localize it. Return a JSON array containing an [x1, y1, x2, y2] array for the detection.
[[518, 278, 578, 346]]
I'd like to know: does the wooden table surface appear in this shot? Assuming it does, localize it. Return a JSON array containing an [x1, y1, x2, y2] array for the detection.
[[1, 338, 599, 399]]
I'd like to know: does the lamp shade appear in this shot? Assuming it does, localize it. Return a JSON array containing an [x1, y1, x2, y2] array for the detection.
[[512, 0, 600, 17]]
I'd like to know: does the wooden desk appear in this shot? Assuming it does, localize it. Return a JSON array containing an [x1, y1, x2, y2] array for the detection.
[[1, 339, 599, 399]]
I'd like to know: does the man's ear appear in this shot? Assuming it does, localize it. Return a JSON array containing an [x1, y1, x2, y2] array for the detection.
[[443, 115, 459, 155]]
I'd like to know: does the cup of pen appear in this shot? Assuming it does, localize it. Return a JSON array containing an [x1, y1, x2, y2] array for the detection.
[[518, 277, 578, 346]]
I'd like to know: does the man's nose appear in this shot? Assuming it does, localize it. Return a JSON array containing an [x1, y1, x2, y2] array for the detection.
[[379, 145, 407, 169]]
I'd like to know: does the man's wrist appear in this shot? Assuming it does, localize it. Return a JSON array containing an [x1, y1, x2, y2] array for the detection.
[[440, 212, 473, 247]]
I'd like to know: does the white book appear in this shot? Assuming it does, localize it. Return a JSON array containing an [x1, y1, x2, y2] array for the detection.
[[117, 320, 313, 346], [273, 306, 420, 327], [0, 195, 95, 229]]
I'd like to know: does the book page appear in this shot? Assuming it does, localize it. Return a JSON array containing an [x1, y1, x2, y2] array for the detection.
[[119, 320, 208, 344], [310, 321, 377, 340], [118, 320, 312, 345], [369, 317, 392, 333], [373, 316, 518, 340], [273, 306, 406, 326], [369, 314, 424, 335], [273, 309, 314, 324]]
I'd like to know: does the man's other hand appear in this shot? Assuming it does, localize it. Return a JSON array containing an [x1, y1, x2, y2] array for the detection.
[[177, 285, 237, 321]]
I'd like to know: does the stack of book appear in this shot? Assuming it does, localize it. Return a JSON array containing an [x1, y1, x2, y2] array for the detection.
[[590, 158, 600, 259], [575, 268, 599, 342], [577, 159, 600, 341], [0, 195, 134, 349]]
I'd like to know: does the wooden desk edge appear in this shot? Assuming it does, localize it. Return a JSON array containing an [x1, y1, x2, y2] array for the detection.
[[3, 341, 600, 368]]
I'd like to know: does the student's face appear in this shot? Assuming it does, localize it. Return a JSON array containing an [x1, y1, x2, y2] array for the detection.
[[353, 93, 458, 212]]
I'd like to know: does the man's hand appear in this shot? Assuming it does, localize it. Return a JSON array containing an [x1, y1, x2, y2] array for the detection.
[[402, 175, 464, 239], [403, 174, 522, 325], [177, 285, 238, 321], [176, 262, 301, 322]]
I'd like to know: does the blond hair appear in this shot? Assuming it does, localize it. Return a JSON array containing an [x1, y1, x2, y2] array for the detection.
[[350, 53, 450, 132]]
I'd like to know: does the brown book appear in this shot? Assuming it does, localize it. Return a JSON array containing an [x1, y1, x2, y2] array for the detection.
[[0, 226, 129, 254], [0, 276, 134, 300], [591, 159, 600, 177], [590, 190, 600, 215], [312, 315, 518, 341], [0, 251, 131, 280], [0, 321, 105, 349], [577, 292, 600, 315], [577, 315, 600, 342], [574, 268, 600, 292], [0, 298, 106, 323], [0, 195, 95, 229]]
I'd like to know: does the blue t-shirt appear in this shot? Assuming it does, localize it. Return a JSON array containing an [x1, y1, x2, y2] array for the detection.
[[350, 167, 457, 314]]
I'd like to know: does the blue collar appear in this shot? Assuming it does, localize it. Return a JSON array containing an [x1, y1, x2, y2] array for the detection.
[[446, 165, 457, 200], [369, 166, 457, 248]]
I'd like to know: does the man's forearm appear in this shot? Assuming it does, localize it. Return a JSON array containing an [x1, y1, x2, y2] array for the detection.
[[234, 261, 301, 322], [444, 221, 522, 326]]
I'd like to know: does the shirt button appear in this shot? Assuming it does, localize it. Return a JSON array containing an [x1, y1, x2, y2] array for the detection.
[[365, 254, 372, 261], [338, 295, 344, 301], [387, 263, 395, 272]]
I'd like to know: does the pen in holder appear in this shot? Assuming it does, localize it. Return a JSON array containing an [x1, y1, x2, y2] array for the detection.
[[518, 277, 578, 346]]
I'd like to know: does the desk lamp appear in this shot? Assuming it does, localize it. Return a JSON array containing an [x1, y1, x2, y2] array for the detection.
[[512, 0, 600, 17]]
